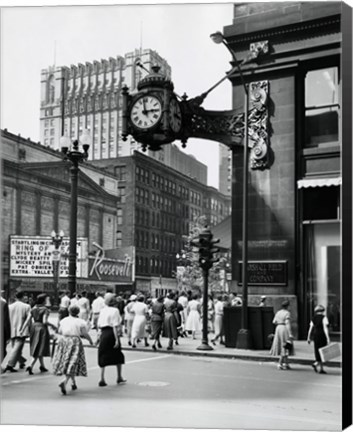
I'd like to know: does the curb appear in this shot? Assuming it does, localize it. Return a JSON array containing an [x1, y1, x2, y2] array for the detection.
[[79, 342, 341, 368]]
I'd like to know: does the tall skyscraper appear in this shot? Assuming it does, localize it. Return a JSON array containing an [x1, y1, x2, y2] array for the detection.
[[40, 48, 171, 159], [40, 48, 209, 185], [218, 143, 232, 196]]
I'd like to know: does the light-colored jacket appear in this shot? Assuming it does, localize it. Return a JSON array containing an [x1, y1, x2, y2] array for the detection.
[[9, 300, 31, 338]]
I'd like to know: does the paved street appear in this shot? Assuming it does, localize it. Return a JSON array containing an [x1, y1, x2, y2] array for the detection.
[[1, 342, 341, 430]]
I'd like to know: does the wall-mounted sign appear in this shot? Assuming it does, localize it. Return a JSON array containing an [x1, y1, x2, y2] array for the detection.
[[238, 260, 287, 286], [9, 235, 88, 278], [88, 244, 135, 283]]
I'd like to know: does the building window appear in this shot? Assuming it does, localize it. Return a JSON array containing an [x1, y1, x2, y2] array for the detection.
[[117, 209, 123, 225], [303, 187, 340, 221], [47, 75, 55, 103], [305, 65, 339, 147], [115, 166, 126, 181], [116, 231, 122, 248], [118, 186, 126, 203]]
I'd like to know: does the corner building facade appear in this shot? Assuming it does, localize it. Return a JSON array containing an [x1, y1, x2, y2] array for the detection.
[[223, 2, 342, 338], [93, 152, 231, 295], [2, 129, 230, 299]]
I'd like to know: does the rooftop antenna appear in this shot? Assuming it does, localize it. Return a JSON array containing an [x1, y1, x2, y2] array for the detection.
[[140, 21, 143, 53]]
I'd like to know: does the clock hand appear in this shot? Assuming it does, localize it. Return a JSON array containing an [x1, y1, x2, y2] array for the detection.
[[142, 98, 148, 115]]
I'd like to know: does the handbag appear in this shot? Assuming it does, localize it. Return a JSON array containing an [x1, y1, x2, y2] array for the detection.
[[283, 340, 294, 355], [319, 343, 341, 362]]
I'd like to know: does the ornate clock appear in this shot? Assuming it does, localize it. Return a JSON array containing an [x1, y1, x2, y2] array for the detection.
[[121, 65, 184, 151], [169, 98, 182, 133], [130, 95, 162, 130]]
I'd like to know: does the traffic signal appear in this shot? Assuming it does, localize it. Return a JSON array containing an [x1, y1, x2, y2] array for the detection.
[[191, 227, 220, 270]]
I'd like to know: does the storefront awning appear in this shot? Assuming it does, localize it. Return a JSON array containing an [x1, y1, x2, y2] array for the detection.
[[297, 177, 341, 189]]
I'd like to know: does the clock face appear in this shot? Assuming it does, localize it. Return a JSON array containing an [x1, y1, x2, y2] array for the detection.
[[130, 95, 162, 130], [169, 98, 182, 133]]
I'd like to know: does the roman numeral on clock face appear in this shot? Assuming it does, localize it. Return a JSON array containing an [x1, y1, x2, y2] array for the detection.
[[130, 95, 162, 129]]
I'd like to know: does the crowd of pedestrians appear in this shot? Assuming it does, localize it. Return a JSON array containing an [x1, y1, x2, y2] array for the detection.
[[1, 288, 334, 394]]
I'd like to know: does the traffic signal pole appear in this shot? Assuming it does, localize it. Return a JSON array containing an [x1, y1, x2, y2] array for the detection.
[[192, 226, 220, 351], [198, 267, 212, 351]]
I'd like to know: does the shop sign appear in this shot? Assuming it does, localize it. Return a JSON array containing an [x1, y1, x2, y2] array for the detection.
[[9, 235, 88, 278], [238, 260, 287, 286], [88, 244, 135, 283]]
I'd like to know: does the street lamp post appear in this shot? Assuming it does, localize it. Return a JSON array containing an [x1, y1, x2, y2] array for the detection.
[[211, 31, 252, 348], [51, 230, 64, 308], [60, 130, 91, 296]]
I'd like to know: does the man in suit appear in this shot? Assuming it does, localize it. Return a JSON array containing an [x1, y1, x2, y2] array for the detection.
[[4, 291, 31, 372]]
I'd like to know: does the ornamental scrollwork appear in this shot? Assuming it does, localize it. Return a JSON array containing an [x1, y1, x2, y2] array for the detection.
[[248, 81, 269, 169], [181, 80, 270, 170]]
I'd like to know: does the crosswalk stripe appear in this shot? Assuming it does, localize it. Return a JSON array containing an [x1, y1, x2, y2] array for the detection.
[[1, 354, 170, 386]]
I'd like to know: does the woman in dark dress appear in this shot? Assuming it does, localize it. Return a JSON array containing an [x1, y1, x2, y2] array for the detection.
[[163, 292, 178, 350], [97, 293, 126, 387], [150, 296, 165, 351], [307, 304, 330, 374], [20, 293, 53, 374]]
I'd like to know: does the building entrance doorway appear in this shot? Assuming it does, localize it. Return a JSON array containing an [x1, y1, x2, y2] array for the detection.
[[304, 222, 340, 339]]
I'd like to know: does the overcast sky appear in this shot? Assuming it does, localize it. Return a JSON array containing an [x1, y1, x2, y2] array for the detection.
[[1, 1, 235, 188]]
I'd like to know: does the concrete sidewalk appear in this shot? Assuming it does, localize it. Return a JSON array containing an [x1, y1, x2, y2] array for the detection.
[[49, 314, 342, 368], [106, 333, 342, 368]]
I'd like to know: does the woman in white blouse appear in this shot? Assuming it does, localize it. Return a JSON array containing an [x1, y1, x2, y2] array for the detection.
[[97, 293, 126, 387]]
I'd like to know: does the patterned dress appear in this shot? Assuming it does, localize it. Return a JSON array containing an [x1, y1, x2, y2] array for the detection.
[[52, 316, 88, 377]]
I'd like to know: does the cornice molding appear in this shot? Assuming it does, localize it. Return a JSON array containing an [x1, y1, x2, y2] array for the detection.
[[225, 15, 340, 47]]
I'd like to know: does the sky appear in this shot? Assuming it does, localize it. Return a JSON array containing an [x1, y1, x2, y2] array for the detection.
[[0, 1, 235, 189]]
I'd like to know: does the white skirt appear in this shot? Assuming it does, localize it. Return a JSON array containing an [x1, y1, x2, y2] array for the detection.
[[185, 310, 201, 332], [131, 315, 146, 339]]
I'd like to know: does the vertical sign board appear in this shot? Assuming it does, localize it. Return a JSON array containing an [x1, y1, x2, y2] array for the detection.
[[9, 235, 88, 278]]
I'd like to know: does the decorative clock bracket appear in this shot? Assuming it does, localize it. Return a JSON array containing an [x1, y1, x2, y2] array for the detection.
[[180, 80, 270, 170], [121, 40, 271, 170]]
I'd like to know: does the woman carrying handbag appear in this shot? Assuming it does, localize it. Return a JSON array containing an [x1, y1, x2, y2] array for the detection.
[[270, 300, 294, 370], [307, 304, 330, 374]]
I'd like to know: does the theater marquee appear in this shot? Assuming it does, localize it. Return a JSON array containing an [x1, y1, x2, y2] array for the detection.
[[9, 235, 88, 278]]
